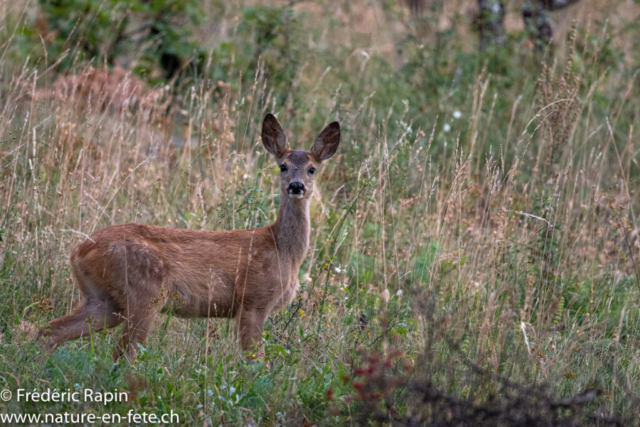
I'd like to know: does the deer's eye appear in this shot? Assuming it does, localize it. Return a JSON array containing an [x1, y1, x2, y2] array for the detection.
[[280, 164, 288, 173], [308, 167, 316, 175]]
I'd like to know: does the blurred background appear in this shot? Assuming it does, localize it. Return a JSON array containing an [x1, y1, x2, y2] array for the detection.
[[4, 1, 638, 103]]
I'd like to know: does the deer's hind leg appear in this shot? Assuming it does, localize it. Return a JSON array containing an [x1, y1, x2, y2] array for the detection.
[[40, 257, 125, 350], [84, 241, 167, 363], [39, 297, 123, 351], [112, 294, 162, 363], [110, 271, 165, 362]]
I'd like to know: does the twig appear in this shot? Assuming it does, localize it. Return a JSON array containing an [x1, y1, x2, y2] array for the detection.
[[508, 210, 552, 227], [60, 229, 95, 243]]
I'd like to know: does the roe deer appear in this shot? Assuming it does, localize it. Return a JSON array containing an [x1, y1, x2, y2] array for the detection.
[[39, 114, 340, 362]]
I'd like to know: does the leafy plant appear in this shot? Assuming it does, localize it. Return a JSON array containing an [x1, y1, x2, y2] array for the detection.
[[22, 0, 205, 80]]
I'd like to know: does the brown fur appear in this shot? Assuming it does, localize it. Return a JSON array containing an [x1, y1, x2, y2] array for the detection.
[[39, 114, 341, 362]]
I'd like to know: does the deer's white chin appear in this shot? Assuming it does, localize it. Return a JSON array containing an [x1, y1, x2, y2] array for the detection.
[[288, 193, 304, 199]]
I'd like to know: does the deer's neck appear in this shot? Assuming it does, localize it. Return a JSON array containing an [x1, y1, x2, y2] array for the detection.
[[272, 194, 310, 268]]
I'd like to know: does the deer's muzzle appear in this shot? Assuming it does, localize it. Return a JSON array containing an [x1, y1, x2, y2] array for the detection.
[[288, 182, 306, 199]]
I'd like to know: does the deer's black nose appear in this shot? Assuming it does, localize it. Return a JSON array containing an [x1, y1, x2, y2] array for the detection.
[[288, 182, 305, 195]]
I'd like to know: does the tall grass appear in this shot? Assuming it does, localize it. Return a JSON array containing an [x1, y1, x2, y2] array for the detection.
[[0, 0, 639, 424]]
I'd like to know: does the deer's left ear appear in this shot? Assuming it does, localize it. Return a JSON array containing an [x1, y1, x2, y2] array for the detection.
[[310, 121, 340, 162]]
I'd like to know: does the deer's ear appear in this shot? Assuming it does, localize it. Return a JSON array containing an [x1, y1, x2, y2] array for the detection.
[[262, 114, 289, 158], [310, 121, 340, 162]]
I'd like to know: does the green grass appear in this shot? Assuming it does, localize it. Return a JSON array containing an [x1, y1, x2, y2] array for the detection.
[[1, 0, 640, 425]]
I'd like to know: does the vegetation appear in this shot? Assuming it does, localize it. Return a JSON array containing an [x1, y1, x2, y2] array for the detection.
[[1, 0, 639, 425]]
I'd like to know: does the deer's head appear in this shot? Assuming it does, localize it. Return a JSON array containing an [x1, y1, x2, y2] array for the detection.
[[262, 114, 340, 201]]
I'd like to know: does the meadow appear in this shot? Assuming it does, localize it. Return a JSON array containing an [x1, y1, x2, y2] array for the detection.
[[1, 0, 640, 425]]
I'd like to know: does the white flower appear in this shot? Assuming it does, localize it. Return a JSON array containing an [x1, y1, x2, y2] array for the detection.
[[406, 125, 412, 133], [334, 266, 342, 274], [443, 123, 451, 132], [396, 289, 403, 296], [453, 110, 461, 119], [243, 173, 248, 180], [164, 85, 170, 91], [302, 273, 311, 283]]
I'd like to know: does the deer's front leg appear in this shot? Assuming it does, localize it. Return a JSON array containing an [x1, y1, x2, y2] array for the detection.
[[238, 309, 268, 356]]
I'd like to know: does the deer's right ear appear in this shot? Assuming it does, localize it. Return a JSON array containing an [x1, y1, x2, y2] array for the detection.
[[261, 114, 289, 158]]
